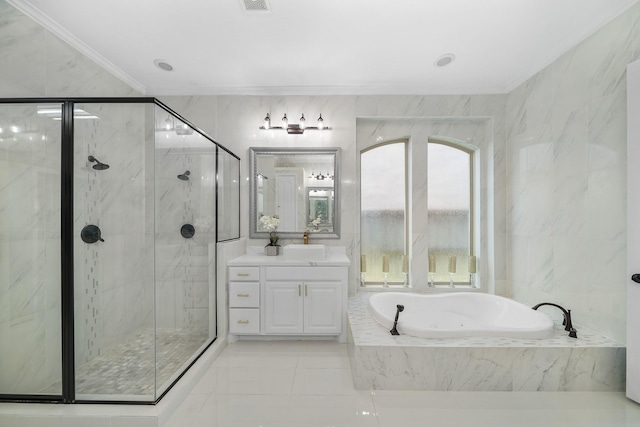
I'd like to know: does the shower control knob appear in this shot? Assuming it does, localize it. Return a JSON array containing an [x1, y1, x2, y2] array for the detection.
[[81, 225, 104, 244], [632, 274, 640, 284], [181, 224, 195, 239]]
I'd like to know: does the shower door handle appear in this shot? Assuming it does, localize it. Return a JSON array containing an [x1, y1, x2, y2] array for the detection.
[[632, 274, 640, 283]]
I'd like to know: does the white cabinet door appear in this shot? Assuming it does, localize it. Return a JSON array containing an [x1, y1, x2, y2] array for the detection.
[[265, 282, 303, 334], [304, 282, 342, 334]]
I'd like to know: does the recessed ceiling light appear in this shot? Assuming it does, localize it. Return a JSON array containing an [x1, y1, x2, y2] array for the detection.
[[434, 53, 456, 68], [154, 59, 174, 72]]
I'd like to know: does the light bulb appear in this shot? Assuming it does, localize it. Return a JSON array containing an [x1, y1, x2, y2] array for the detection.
[[263, 113, 270, 129], [282, 113, 288, 129], [299, 113, 306, 129], [317, 114, 324, 130]]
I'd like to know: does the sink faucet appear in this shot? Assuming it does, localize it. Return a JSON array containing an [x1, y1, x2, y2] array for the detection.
[[532, 302, 577, 338], [303, 231, 309, 245]]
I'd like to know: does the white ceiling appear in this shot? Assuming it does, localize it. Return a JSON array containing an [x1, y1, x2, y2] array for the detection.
[[8, 0, 639, 96]]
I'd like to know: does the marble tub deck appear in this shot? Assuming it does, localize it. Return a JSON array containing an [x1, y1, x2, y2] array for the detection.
[[347, 293, 625, 391]]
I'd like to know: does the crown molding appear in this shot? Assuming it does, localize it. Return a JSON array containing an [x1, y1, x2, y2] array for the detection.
[[7, 0, 147, 94]]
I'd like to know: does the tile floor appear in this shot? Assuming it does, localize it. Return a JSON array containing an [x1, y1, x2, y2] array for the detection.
[[164, 340, 640, 427]]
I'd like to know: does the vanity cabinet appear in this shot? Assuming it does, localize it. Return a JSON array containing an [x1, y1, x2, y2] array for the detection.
[[226, 256, 349, 342], [264, 280, 342, 335]]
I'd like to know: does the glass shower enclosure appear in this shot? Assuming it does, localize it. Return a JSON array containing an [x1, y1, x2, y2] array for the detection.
[[0, 98, 240, 403]]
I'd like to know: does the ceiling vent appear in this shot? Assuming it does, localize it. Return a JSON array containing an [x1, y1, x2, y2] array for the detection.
[[241, 0, 270, 12]]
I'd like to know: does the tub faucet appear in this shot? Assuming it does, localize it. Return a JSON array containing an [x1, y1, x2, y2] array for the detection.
[[532, 302, 577, 338], [390, 304, 405, 335], [303, 231, 309, 244]]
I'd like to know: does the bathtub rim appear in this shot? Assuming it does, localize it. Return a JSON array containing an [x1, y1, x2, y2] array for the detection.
[[367, 291, 556, 339]]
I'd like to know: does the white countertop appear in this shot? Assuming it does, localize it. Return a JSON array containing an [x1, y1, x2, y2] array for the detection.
[[228, 246, 351, 267]]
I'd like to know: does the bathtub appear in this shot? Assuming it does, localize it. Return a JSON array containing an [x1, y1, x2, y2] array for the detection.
[[368, 292, 555, 339]]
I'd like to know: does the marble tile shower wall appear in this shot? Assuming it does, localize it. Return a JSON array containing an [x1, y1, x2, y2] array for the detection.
[[73, 104, 154, 366], [154, 147, 217, 331], [0, 1, 139, 98], [505, 2, 640, 344]]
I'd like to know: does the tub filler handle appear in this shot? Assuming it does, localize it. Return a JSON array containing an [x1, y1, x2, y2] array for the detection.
[[390, 304, 405, 336], [532, 302, 577, 338]]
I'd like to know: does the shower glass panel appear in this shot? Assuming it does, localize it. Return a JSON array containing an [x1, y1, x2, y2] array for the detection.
[[73, 102, 156, 401], [217, 147, 241, 241], [0, 103, 63, 396], [154, 106, 216, 398]]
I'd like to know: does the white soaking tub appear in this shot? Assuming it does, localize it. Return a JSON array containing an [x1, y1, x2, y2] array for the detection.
[[368, 292, 554, 339]]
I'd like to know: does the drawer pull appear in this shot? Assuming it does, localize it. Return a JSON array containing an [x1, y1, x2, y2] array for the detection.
[[237, 320, 250, 324], [236, 273, 250, 277], [237, 293, 250, 297]]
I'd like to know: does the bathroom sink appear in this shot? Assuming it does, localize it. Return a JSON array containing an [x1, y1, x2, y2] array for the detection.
[[282, 244, 326, 260]]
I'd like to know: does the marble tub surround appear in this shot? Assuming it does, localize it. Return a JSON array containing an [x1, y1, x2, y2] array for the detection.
[[348, 293, 625, 391]]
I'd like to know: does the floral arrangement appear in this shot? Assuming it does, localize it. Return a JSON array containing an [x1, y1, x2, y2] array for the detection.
[[260, 215, 280, 246], [310, 214, 322, 229]]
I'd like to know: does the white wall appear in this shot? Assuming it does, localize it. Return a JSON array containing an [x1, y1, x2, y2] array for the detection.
[[505, 2, 640, 343]]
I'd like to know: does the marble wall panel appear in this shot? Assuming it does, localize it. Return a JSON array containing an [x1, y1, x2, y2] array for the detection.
[[506, 2, 640, 344]]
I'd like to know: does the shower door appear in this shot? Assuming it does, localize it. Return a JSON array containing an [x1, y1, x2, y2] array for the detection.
[[0, 103, 63, 398], [627, 59, 640, 404], [73, 102, 156, 401]]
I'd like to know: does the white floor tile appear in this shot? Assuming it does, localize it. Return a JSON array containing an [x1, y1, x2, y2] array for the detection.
[[162, 393, 208, 427], [230, 351, 300, 368], [213, 366, 296, 395], [287, 393, 378, 427], [190, 394, 293, 427], [297, 351, 351, 369], [372, 391, 640, 427], [291, 368, 356, 396]]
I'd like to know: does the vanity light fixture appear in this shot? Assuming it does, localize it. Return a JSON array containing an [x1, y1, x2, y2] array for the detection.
[[260, 113, 331, 134], [309, 171, 333, 180]]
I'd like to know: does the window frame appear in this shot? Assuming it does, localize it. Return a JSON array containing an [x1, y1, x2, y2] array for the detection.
[[359, 139, 409, 286], [359, 136, 478, 288]]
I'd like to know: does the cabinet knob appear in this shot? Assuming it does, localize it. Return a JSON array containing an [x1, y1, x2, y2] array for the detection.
[[633, 274, 640, 284]]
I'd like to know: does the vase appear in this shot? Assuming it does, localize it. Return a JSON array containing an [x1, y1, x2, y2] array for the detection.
[[265, 245, 280, 256]]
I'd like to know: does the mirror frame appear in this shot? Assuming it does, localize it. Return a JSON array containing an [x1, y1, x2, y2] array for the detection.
[[249, 147, 341, 239]]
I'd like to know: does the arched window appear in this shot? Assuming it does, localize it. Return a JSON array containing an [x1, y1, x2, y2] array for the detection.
[[427, 139, 474, 284], [360, 141, 407, 284], [359, 136, 476, 287]]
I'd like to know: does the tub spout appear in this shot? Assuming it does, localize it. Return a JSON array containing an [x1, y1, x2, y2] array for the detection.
[[390, 304, 404, 336], [532, 302, 577, 338]]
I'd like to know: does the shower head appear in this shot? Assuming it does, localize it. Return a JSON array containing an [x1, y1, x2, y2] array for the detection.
[[88, 155, 109, 170], [177, 170, 191, 181]]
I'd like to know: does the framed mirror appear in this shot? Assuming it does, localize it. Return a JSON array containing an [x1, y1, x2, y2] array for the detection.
[[250, 147, 340, 239]]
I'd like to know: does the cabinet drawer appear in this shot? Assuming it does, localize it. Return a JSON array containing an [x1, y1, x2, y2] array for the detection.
[[229, 267, 260, 281], [265, 266, 343, 281], [229, 308, 260, 334], [229, 282, 260, 307]]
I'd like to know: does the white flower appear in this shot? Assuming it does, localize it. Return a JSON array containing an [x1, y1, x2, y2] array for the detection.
[[311, 214, 322, 227], [260, 215, 280, 232]]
